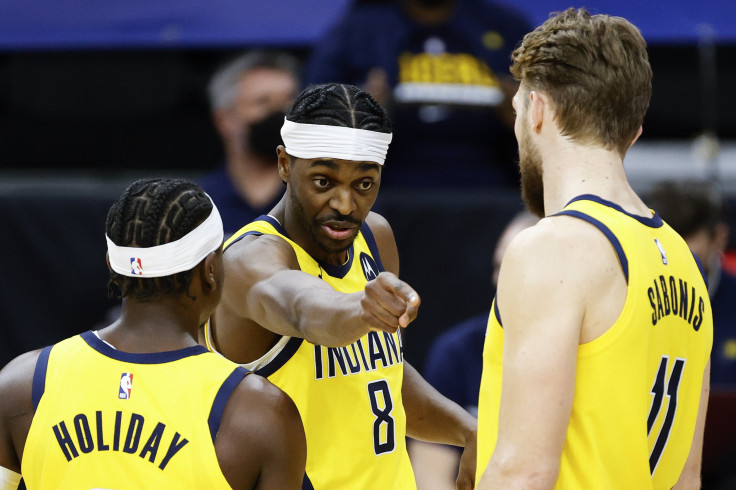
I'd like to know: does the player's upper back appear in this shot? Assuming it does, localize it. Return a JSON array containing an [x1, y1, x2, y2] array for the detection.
[[22, 331, 246, 489], [556, 195, 713, 488]]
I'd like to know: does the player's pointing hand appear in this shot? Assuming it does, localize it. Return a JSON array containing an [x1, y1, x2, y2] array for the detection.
[[361, 271, 420, 333]]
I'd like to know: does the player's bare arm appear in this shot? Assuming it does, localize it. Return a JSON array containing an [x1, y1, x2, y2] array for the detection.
[[672, 361, 710, 490], [0, 350, 42, 477], [479, 217, 626, 489], [402, 362, 478, 490], [214, 212, 419, 352], [216, 373, 306, 489]]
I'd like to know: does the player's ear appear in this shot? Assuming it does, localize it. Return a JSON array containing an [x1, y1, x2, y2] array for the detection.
[[529, 90, 546, 133], [277, 146, 292, 183], [629, 126, 643, 148], [200, 250, 220, 292]]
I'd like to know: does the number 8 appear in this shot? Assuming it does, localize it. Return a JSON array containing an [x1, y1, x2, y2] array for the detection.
[[367, 380, 396, 455]]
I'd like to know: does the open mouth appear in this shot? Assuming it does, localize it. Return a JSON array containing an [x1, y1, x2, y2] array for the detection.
[[321, 223, 356, 240]]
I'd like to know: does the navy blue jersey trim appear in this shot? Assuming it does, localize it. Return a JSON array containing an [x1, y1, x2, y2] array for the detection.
[[32, 346, 52, 411], [566, 194, 663, 228], [302, 474, 315, 490], [223, 230, 263, 252], [691, 252, 709, 290], [80, 330, 209, 364], [261, 215, 289, 236], [493, 297, 502, 328], [318, 245, 355, 279], [255, 336, 304, 378], [555, 210, 629, 283], [360, 222, 385, 272], [208, 367, 249, 443]]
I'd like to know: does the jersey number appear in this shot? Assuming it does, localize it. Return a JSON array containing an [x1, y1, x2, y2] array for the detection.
[[367, 380, 396, 455], [647, 356, 686, 475]]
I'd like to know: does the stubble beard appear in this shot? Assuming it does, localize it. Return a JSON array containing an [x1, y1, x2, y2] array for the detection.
[[519, 129, 546, 218], [289, 185, 354, 256]]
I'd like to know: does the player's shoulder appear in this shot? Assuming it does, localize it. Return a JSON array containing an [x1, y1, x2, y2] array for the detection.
[[503, 215, 616, 278], [222, 373, 302, 440], [365, 211, 392, 235], [224, 227, 299, 273], [0, 349, 44, 418], [364, 211, 399, 273]]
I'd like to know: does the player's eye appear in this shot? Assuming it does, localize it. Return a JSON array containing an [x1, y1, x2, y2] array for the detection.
[[356, 179, 374, 191], [313, 177, 330, 189]]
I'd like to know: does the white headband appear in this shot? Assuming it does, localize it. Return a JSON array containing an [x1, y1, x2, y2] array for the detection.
[[281, 118, 392, 165], [106, 197, 224, 278]]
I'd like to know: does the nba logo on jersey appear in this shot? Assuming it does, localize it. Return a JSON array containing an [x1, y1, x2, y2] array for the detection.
[[130, 258, 143, 275], [360, 252, 379, 280], [119, 373, 133, 399], [654, 238, 668, 265]]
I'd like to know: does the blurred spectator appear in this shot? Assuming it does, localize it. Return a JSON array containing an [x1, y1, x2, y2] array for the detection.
[[199, 50, 300, 235], [408, 210, 537, 489], [647, 180, 736, 388], [305, 0, 531, 189]]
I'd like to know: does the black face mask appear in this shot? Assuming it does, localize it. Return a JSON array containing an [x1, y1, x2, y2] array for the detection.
[[246, 110, 286, 161]]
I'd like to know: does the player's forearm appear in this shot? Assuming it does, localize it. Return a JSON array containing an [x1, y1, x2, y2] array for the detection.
[[402, 362, 477, 447], [291, 288, 371, 347], [249, 275, 371, 347], [478, 458, 559, 490]]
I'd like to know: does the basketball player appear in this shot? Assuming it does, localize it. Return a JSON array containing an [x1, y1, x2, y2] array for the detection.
[[203, 83, 477, 489], [0, 178, 306, 489], [476, 8, 712, 489]]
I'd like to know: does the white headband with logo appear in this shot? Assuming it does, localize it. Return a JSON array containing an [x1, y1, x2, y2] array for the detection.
[[281, 118, 393, 165], [106, 198, 223, 278]]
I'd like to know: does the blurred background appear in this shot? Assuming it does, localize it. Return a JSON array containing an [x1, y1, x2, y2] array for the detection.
[[0, 0, 735, 484]]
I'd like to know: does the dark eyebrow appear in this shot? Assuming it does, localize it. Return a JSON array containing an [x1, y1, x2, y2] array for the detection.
[[310, 160, 338, 170], [310, 160, 380, 173], [358, 162, 380, 173]]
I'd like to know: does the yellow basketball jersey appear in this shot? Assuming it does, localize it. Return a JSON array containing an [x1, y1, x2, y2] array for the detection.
[[213, 215, 416, 489], [23, 331, 247, 489], [476, 195, 713, 489]]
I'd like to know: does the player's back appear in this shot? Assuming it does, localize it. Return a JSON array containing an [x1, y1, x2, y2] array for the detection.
[[477, 195, 713, 489], [22, 331, 246, 489]]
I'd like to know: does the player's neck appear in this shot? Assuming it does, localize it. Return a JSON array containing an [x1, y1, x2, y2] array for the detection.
[[541, 143, 648, 217], [100, 299, 202, 353]]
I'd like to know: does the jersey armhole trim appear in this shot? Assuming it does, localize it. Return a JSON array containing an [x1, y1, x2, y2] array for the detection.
[[208, 366, 249, 443], [554, 209, 629, 283], [493, 296, 502, 327], [691, 251, 709, 289], [32, 346, 52, 411], [255, 336, 304, 377], [360, 221, 385, 272], [223, 230, 263, 252]]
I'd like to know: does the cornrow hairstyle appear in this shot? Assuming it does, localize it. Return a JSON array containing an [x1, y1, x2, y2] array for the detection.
[[105, 178, 214, 300], [285, 83, 392, 134]]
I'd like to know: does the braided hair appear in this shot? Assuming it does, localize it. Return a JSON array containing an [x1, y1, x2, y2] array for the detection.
[[285, 83, 392, 133], [105, 178, 214, 300]]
